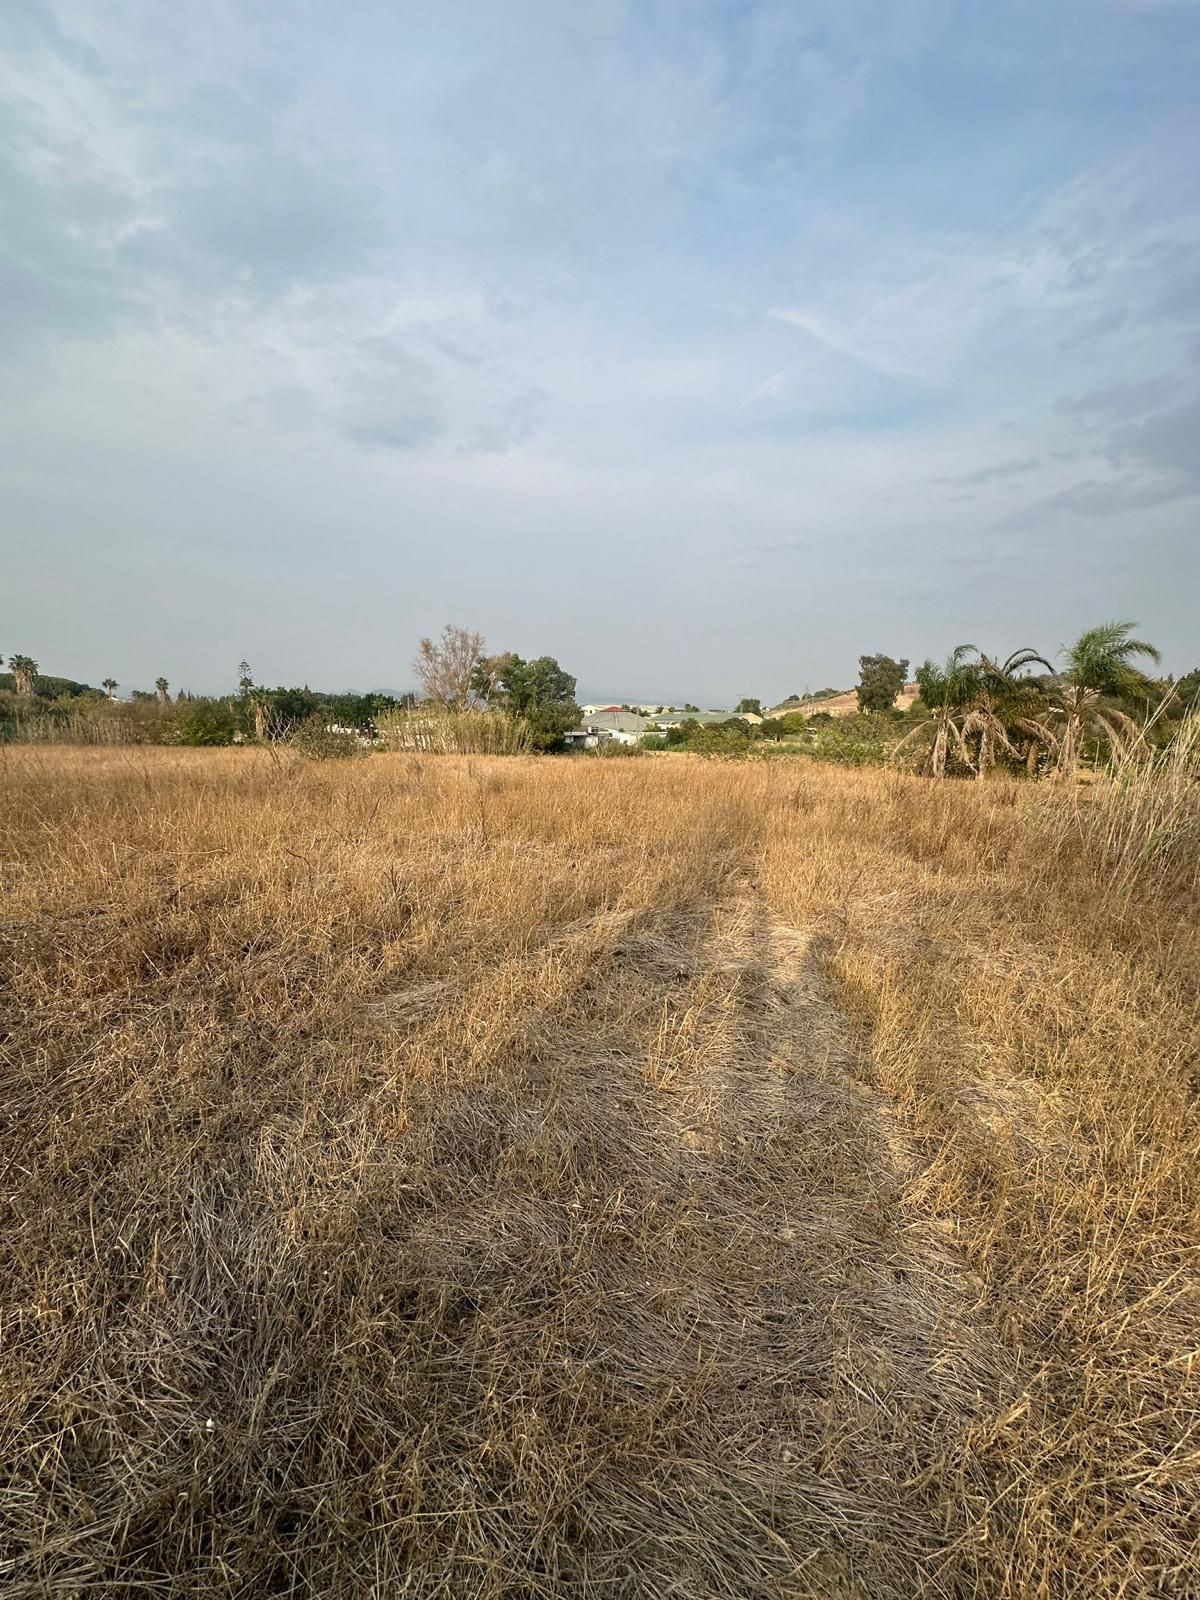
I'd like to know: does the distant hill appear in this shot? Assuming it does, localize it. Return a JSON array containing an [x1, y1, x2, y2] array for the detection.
[[768, 683, 921, 719]]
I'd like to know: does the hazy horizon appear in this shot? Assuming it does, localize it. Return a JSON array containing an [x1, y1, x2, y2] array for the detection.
[[4, 1, 1198, 703]]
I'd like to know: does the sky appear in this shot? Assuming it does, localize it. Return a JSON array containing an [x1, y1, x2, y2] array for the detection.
[[2, 0, 1199, 704]]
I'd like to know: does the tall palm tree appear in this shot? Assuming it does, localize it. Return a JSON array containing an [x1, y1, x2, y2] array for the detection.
[[893, 646, 979, 777], [9, 654, 39, 697], [1056, 622, 1161, 777], [102, 678, 118, 700], [248, 688, 273, 741], [964, 648, 1054, 779], [155, 677, 170, 703]]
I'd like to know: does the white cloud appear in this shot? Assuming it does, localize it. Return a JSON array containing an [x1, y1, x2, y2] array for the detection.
[[2, 0, 1199, 694]]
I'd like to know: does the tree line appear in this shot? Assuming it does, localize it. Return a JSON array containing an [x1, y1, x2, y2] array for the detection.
[[3, 619, 1196, 771]]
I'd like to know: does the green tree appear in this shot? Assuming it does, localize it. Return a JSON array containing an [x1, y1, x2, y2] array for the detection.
[[1056, 621, 1161, 777], [268, 686, 320, 724], [102, 678, 118, 699], [1170, 668, 1200, 713], [9, 655, 39, 697], [155, 677, 170, 703], [734, 697, 763, 716], [489, 653, 579, 750], [856, 654, 909, 713]]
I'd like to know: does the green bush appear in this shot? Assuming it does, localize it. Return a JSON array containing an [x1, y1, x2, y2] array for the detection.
[[174, 701, 236, 747], [759, 711, 894, 768], [687, 721, 754, 756]]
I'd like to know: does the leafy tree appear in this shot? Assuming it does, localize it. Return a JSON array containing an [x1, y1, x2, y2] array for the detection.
[[734, 697, 763, 716], [102, 678, 118, 699], [1170, 668, 1200, 711], [1056, 621, 1161, 777], [237, 660, 254, 697], [324, 692, 398, 730], [759, 718, 785, 742], [856, 654, 909, 713], [9, 655, 39, 696], [155, 677, 170, 702], [415, 625, 486, 708], [488, 653, 579, 750], [267, 686, 320, 724]]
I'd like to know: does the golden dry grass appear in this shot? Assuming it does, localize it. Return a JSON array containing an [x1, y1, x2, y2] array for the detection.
[[1, 745, 1197, 1598]]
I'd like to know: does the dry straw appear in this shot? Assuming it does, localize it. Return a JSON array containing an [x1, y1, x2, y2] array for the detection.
[[1, 745, 1197, 1597]]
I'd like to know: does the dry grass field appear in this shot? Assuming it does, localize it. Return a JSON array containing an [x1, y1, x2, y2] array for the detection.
[[1, 745, 1197, 1598]]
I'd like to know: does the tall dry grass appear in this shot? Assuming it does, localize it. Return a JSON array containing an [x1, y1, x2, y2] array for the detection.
[[375, 707, 535, 754], [1, 744, 1197, 1597], [1039, 706, 1200, 906]]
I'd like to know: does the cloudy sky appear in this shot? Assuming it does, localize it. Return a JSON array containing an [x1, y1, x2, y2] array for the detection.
[[3, 0, 1198, 702]]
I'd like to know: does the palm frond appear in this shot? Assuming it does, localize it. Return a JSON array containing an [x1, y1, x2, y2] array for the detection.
[[1061, 621, 1162, 697], [999, 647, 1053, 677]]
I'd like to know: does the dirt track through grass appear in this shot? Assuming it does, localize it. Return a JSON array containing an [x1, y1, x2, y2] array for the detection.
[[1, 748, 1197, 1597]]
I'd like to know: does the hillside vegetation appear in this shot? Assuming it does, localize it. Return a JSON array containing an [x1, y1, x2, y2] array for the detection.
[[1, 746, 1198, 1597]]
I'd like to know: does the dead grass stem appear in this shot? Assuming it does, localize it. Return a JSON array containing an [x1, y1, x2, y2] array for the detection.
[[1, 747, 1197, 1597]]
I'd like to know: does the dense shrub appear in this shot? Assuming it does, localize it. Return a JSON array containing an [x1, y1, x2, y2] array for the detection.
[[174, 700, 237, 747]]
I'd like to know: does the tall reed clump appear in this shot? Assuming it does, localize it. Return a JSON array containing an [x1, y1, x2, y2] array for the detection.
[[1035, 705, 1200, 904], [5, 701, 177, 745], [375, 705, 534, 754]]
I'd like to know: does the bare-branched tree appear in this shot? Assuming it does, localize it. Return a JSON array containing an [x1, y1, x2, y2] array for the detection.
[[414, 625, 486, 708]]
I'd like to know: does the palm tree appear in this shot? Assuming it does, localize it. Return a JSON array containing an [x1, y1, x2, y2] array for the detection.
[[893, 646, 979, 777], [248, 688, 273, 741], [9, 654, 39, 697], [964, 648, 1054, 779], [1056, 622, 1161, 777], [155, 677, 170, 703]]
